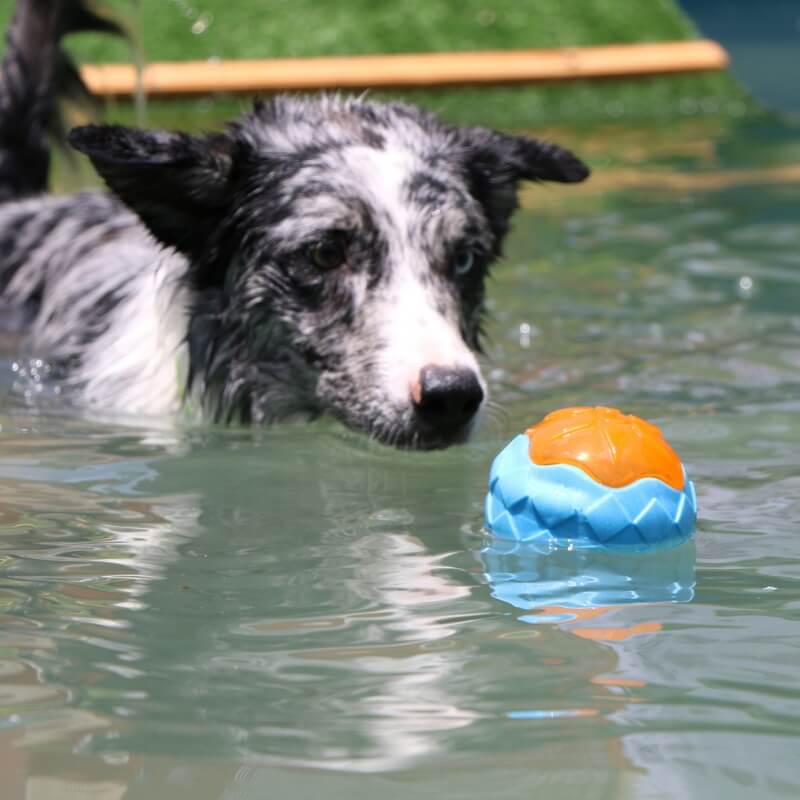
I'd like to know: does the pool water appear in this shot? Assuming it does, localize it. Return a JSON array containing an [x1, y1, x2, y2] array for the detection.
[[2, 114, 800, 799]]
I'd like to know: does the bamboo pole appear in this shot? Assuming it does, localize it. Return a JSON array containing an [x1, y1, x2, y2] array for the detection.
[[81, 40, 729, 98]]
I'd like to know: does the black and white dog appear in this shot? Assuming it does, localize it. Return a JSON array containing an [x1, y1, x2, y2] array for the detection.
[[0, 0, 589, 449]]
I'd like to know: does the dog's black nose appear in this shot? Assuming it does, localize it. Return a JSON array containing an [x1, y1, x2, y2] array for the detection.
[[412, 365, 484, 429]]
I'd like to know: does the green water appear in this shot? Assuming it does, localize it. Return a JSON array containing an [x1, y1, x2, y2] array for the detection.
[[2, 116, 800, 798]]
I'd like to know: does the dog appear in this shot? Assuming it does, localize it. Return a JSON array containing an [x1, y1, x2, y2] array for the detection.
[[0, 0, 589, 449]]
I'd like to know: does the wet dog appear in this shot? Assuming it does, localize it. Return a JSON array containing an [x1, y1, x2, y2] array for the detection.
[[0, 0, 589, 448]]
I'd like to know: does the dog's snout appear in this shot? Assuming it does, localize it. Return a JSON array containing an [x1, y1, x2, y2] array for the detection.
[[412, 365, 484, 429]]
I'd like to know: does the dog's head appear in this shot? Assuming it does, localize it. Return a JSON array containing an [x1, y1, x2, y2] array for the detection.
[[69, 97, 588, 448]]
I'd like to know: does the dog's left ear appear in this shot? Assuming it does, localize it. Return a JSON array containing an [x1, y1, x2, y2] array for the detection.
[[457, 127, 589, 246], [460, 127, 589, 184], [68, 124, 239, 261]]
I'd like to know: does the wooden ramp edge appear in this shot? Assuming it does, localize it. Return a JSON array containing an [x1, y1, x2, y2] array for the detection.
[[81, 40, 729, 98]]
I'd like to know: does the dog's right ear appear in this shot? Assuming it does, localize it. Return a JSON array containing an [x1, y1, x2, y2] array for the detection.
[[69, 124, 239, 260]]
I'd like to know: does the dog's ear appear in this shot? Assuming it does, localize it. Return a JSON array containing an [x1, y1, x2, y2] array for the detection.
[[68, 124, 239, 259], [457, 127, 589, 247], [460, 127, 590, 184]]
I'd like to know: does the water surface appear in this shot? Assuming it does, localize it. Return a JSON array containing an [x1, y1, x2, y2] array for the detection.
[[2, 116, 800, 799]]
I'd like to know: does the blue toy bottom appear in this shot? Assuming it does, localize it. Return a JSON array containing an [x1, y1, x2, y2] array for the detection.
[[485, 434, 697, 551]]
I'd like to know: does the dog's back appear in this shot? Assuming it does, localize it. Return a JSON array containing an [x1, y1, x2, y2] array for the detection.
[[0, 0, 126, 321], [0, 1, 186, 414]]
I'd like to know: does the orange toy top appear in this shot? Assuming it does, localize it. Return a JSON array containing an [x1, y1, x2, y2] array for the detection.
[[525, 406, 685, 490]]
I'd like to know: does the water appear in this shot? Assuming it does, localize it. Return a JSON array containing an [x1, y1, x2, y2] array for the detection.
[[680, 0, 800, 116], [2, 115, 800, 798]]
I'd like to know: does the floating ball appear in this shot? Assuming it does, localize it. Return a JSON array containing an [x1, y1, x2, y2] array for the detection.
[[484, 407, 697, 550]]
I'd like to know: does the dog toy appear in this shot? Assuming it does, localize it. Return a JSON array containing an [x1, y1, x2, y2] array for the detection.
[[484, 407, 696, 550]]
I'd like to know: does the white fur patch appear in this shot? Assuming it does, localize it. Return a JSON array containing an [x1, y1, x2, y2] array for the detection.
[[77, 256, 190, 416], [25, 231, 192, 417], [338, 145, 486, 410]]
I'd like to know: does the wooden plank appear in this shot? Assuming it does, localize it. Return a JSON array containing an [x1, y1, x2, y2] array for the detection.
[[81, 40, 729, 98]]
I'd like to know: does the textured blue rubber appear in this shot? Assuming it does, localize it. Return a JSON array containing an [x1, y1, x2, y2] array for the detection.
[[484, 434, 696, 550]]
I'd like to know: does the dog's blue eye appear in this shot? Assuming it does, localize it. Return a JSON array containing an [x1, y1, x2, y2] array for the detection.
[[453, 249, 475, 276], [307, 233, 349, 270]]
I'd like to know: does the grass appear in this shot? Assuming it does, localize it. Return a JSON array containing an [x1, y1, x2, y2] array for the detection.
[[79, 0, 693, 60], [70, 0, 710, 61], [0, 0, 753, 128]]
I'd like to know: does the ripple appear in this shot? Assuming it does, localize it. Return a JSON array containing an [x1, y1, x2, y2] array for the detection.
[[2, 120, 800, 794]]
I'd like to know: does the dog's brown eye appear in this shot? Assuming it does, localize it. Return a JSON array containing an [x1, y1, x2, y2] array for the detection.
[[453, 248, 475, 276], [307, 233, 349, 270]]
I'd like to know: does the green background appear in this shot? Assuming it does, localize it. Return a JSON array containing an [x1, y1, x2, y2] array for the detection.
[[0, 0, 752, 127]]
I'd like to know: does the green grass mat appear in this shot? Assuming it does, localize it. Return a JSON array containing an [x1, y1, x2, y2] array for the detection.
[[56, 0, 730, 61], [0, 0, 753, 126]]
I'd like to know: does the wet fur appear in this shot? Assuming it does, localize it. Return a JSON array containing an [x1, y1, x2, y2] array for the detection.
[[0, 0, 589, 448]]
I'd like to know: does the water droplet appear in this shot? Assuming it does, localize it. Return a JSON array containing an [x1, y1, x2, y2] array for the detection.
[[103, 752, 130, 766], [680, 98, 699, 115], [737, 275, 755, 299], [519, 322, 536, 349], [191, 13, 212, 34], [686, 330, 706, 346]]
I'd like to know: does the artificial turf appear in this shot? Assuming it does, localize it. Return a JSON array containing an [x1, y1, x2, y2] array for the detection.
[[0, 0, 752, 128]]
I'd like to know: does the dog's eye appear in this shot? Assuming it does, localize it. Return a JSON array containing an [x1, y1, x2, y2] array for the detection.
[[453, 248, 475, 277], [307, 232, 350, 271]]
